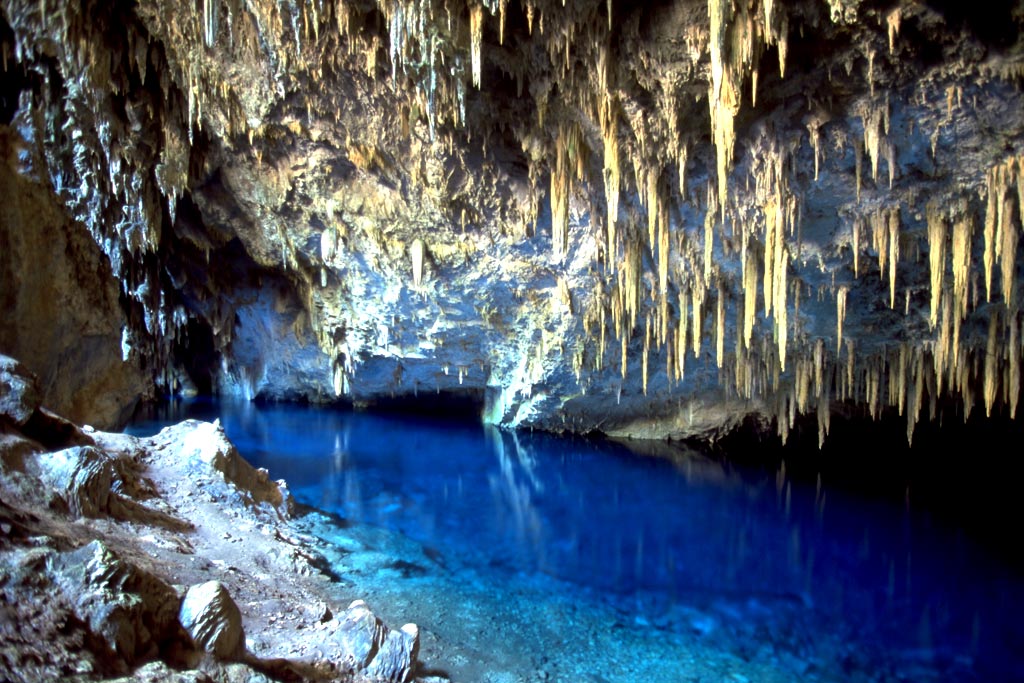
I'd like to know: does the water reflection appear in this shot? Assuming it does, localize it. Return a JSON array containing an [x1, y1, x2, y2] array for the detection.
[[128, 399, 1024, 682], [487, 427, 545, 571]]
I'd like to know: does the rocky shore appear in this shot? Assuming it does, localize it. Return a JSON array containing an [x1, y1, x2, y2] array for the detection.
[[0, 354, 424, 683]]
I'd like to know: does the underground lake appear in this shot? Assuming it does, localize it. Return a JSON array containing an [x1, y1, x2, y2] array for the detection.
[[128, 399, 1024, 683]]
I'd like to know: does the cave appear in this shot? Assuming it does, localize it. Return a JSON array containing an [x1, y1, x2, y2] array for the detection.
[[1, 0, 1023, 681]]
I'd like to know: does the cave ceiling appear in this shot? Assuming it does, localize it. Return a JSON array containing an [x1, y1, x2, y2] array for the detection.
[[1, 0, 1023, 441]]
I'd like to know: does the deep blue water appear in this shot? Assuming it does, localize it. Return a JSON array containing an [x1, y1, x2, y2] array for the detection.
[[129, 399, 1024, 682]]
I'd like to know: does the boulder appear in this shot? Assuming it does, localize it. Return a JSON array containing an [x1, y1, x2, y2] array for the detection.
[[0, 355, 41, 426], [35, 445, 116, 517], [48, 540, 182, 666], [332, 600, 420, 682], [179, 580, 245, 659], [365, 623, 421, 683]]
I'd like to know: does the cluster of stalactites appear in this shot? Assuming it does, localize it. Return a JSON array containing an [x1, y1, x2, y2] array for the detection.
[[708, 0, 788, 214]]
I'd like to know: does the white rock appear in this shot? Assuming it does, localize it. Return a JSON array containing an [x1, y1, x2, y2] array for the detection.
[[179, 580, 244, 659]]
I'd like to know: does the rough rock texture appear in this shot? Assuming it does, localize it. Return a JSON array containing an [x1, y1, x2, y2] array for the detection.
[[0, 355, 40, 425], [0, 126, 148, 430], [335, 600, 420, 683], [0, 355, 421, 682], [178, 581, 245, 659], [1, 0, 1023, 442]]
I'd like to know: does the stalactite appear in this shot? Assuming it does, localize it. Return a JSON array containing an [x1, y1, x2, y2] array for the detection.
[[647, 168, 659, 249], [862, 102, 886, 183], [836, 287, 848, 353], [470, 4, 484, 89], [642, 316, 650, 394], [678, 141, 688, 199], [704, 187, 716, 285], [985, 310, 1000, 417], [1010, 315, 1020, 418], [204, 0, 219, 48], [601, 95, 620, 262], [852, 217, 861, 277], [763, 196, 778, 318], [692, 279, 705, 358], [926, 202, 947, 328], [887, 7, 901, 54], [708, 0, 737, 213], [984, 165, 1000, 302], [716, 284, 725, 369], [678, 287, 689, 379], [808, 119, 822, 181], [550, 124, 574, 258], [775, 245, 788, 371], [935, 289, 952, 392], [817, 388, 830, 449], [410, 237, 425, 287], [743, 247, 758, 348], [658, 204, 670, 346], [867, 49, 876, 96], [1000, 194, 1018, 311]]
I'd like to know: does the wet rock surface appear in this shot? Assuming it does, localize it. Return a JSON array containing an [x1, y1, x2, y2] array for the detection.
[[0, 371, 423, 682]]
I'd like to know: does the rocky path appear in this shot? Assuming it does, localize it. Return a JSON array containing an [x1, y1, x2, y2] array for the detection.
[[0, 355, 421, 682]]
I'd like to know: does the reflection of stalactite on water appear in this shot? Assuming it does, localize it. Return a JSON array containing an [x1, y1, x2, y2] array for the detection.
[[487, 427, 544, 566]]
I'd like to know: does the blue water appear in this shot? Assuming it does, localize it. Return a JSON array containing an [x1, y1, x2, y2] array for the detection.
[[129, 399, 1024, 682]]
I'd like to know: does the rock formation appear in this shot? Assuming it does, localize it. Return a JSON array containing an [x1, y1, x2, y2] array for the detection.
[[0, 353, 422, 682], [0, 0, 1022, 442]]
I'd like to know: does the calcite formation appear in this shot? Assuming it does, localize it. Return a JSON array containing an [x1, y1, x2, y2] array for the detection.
[[0, 0, 1022, 442]]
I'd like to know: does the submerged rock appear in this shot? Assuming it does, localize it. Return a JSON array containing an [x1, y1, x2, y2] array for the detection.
[[179, 580, 245, 659]]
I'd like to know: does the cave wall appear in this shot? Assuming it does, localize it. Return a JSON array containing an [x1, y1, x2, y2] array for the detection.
[[0, 125, 148, 428], [1, 0, 1022, 443]]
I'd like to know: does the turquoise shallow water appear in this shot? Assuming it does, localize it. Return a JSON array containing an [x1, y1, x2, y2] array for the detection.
[[129, 399, 1024, 683]]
